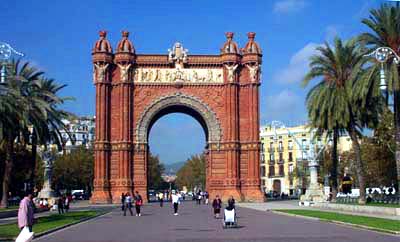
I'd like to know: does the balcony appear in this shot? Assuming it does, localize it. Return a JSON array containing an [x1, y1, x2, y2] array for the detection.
[[288, 146, 293, 150], [268, 160, 275, 165], [277, 159, 285, 164], [302, 145, 310, 150], [268, 147, 275, 152], [277, 147, 284, 152]]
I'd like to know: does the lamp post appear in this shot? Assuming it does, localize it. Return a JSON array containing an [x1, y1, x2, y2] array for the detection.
[[0, 42, 24, 85], [364, 47, 400, 105], [365, 47, 400, 192], [271, 121, 329, 204]]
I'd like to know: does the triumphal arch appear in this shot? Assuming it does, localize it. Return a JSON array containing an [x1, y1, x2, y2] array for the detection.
[[91, 30, 263, 203]]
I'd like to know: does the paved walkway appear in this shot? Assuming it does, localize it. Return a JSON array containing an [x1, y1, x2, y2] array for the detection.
[[35, 201, 399, 242], [239, 200, 400, 220]]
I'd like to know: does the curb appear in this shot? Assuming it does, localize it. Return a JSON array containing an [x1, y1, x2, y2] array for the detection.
[[271, 210, 400, 236], [33, 210, 111, 240]]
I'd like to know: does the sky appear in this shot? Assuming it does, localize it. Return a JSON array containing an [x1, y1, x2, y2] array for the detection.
[[1, 0, 386, 164]]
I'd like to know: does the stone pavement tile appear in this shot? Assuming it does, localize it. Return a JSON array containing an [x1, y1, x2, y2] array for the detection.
[[34, 201, 399, 242]]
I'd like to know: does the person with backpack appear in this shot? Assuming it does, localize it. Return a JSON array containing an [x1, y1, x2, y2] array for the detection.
[[134, 191, 143, 216]]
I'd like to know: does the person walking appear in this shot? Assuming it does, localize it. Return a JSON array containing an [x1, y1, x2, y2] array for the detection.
[[227, 196, 235, 210], [205, 191, 209, 205], [17, 192, 35, 232], [123, 192, 133, 216], [212, 195, 222, 218], [64, 195, 70, 213], [196, 190, 202, 205], [120, 193, 126, 211], [134, 191, 143, 216], [158, 192, 164, 207], [57, 196, 64, 214], [171, 191, 180, 215]]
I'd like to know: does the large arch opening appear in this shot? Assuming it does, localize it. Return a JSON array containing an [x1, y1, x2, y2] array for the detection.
[[135, 93, 223, 201], [148, 111, 207, 200]]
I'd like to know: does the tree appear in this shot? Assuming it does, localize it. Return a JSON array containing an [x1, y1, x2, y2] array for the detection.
[[52, 146, 93, 193], [147, 153, 165, 190], [359, 3, 400, 190], [175, 154, 206, 191], [0, 60, 72, 207], [302, 37, 381, 204]]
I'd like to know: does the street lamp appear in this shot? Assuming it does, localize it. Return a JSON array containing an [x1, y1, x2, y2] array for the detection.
[[0, 41, 24, 89], [270, 121, 329, 204], [364, 46, 400, 105]]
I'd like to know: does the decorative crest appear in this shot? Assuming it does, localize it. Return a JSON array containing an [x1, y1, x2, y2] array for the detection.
[[168, 42, 188, 66]]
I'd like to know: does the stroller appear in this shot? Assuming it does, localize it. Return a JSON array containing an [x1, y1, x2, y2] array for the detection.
[[222, 208, 238, 228]]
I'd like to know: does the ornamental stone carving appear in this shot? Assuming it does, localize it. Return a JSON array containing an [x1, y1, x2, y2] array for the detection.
[[246, 64, 261, 82], [134, 68, 223, 83], [117, 63, 131, 82], [135, 93, 222, 144], [94, 63, 109, 82], [225, 64, 238, 82], [168, 42, 188, 67]]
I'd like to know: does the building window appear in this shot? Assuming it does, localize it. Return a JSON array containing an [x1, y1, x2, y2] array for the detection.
[[269, 153, 274, 161], [269, 166, 275, 176], [289, 152, 293, 162], [289, 164, 294, 173], [261, 166, 266, 177], [288, 140, 293, 150], [279, 152, 283, 162], [279, 165, 284, 176]]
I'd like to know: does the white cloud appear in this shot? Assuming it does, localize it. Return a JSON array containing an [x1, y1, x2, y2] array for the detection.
[[273, 42, 320, 84], [273, 0, 307, 14], [262, 89, 307, 124]]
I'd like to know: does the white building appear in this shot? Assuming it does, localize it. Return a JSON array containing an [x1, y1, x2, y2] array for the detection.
[[59, 116, 95, 153]]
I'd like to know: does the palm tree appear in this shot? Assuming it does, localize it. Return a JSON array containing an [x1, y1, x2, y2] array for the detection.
[[302, 37, 380, 204], [0, 60, 72, 207], [359, 3, 400, 191]]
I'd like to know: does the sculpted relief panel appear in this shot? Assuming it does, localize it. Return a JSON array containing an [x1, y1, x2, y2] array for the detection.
[[133, 67, 223, 84]]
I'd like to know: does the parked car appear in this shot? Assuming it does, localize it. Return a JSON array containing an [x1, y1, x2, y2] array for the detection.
[[72, 192, 84, 200]]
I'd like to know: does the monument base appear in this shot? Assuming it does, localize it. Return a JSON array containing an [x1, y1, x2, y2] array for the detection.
[[241, 188, 265, 202], [38, 189, 56, 199], [299, 185, 327, 206], [90, 189, 112, 204]]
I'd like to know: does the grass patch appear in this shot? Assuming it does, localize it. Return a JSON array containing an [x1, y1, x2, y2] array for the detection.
[[276, 209, 400, 233], [0, 210, 99, 240], [335, 202, 400, 208]]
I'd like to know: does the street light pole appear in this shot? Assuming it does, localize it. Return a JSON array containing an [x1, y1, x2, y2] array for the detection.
[[364, 46, 400, 105], [270, 121, 329, 204]]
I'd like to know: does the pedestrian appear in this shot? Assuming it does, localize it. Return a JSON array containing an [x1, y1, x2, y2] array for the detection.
[[64, 195, 70, 213], [134, 191, 143, 216], [227, 196, 235, 210], [212, 195, 222, 218], [17, 191, 35, 232], [171, 191, 180, 215], [57, 197, 64, 214], [120, 192, 126, 211], [197, 190, 202, 205], [123, 192, 133, 216], [205, 191, 209, 205], [158, 192, 164, 207]]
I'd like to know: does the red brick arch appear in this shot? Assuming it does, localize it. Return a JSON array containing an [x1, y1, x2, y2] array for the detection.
[[91, 31, 264, 203]]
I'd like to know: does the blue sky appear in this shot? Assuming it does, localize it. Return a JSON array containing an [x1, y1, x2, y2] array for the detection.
[[1, 0, 385, 164]]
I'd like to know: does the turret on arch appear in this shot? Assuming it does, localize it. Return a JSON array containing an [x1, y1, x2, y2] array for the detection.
[[91, 31, 264, 203]]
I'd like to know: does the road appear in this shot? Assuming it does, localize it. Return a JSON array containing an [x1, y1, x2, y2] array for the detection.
[[36, 201, 399, 242]]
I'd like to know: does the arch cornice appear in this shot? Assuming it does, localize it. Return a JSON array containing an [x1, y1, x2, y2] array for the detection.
[[135, 92, 222, 144]]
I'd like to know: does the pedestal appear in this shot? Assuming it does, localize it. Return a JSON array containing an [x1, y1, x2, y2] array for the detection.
[[299, 161, 327, 205]]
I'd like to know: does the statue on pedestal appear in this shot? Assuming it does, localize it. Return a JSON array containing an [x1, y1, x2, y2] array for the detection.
[[38, 150, 56, 199]]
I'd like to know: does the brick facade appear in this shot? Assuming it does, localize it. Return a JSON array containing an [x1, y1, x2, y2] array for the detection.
[[91, 31, 264, 203]]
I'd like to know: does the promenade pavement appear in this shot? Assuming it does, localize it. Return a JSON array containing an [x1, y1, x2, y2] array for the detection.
[[35, 201, 399, 242]]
